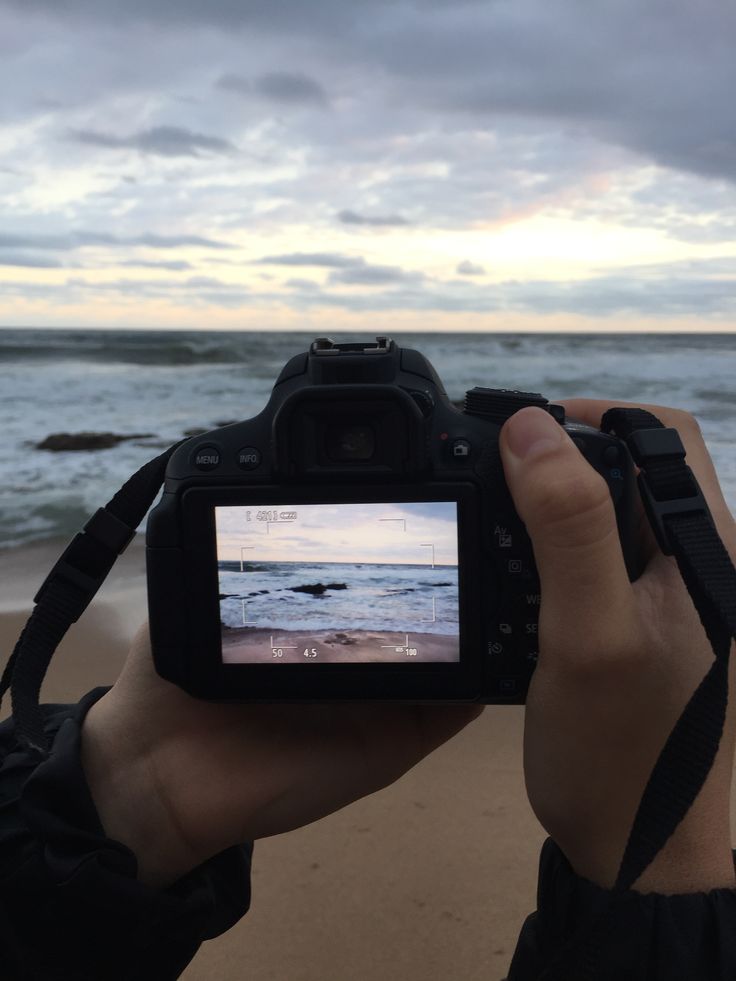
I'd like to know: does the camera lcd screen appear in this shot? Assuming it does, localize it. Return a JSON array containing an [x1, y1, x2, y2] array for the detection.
[[215, 501, 460, 664]]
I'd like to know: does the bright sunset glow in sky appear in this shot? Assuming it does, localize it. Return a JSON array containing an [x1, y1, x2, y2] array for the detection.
[[2, 1, 736, 333]]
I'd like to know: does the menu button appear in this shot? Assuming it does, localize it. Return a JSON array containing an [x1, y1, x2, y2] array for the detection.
[[193, 445, 220, 471]]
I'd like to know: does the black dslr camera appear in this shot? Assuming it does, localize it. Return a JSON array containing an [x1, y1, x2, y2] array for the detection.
[[146, 337, 641, 703]]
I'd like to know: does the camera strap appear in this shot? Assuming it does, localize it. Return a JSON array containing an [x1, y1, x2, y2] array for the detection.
[[0, 437, 189, 759], [1, 413, 735, 940]]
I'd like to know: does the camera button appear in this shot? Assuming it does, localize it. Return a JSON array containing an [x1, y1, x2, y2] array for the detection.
[[237, 446, 262, 470], [451, 438, 471, 459], [603, 444, 620, 466], [409, 390, 434, 416], [193, 444, 221, 471]]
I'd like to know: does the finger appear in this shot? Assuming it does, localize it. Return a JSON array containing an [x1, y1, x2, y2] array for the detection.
[[553, 398, 659, 567], [499, 406, 642, 669]]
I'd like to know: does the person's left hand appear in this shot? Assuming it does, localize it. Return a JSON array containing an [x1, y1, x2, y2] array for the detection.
[[81, 623, 482, 889]]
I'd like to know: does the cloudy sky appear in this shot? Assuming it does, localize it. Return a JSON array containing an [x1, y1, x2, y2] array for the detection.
[[216, 501, 458, 565], [2, 0, 736, 332]]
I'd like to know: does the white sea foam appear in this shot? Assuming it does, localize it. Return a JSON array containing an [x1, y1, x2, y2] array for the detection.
[[218, 561, 460, 635], [1, 329, 734, 550]]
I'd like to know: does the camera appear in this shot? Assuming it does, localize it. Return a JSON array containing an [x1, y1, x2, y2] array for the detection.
[[146, 336, 641, 703]]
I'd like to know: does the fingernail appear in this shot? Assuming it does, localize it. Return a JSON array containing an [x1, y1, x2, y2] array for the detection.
[[505, 407, 565, 461]]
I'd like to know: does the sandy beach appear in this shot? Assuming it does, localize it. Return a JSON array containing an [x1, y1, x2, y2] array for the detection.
[[0, 535, 544, 980]]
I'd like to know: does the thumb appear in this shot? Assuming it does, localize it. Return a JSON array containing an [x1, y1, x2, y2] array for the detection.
[[499, 406, 639, 663]]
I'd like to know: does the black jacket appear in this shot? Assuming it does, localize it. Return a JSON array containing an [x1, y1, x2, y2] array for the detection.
[[1, 688, 734, 980]]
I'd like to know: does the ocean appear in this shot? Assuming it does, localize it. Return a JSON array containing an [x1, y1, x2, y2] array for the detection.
[[0, 327, 734, 551], [217, 561, 460, 635]]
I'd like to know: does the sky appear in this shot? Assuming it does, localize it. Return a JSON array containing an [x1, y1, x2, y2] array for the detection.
[[215, 501, 459, 565], [2, 0, 736, 333]]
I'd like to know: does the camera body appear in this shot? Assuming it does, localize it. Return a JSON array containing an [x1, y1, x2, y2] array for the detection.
[[146, 337, 641, 704]]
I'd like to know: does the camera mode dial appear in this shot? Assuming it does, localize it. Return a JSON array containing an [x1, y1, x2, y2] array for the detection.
[[464, 387, 565, 425]]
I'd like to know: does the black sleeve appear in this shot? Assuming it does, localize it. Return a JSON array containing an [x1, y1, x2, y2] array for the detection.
[[508, 836, 736, 980], [0, 686, 253, 981]]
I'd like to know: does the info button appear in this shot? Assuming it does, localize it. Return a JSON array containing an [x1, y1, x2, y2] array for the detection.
[[237, 446, 262, 471], [193, 445, 220, 471]]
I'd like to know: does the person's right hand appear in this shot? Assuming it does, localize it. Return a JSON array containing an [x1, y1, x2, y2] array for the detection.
[[499, 399, 736, 894]]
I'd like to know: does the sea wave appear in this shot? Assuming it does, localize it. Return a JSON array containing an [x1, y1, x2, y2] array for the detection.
[[1, 329, 735, 550]]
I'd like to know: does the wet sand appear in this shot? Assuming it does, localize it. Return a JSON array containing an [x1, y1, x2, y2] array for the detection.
[[223, 627, 459, 663]]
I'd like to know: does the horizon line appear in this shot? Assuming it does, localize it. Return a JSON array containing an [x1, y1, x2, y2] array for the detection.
[[2, 324, 736, 335]]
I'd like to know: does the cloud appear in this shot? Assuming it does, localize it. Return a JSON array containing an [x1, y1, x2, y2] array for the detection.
[[3, 0, 736, 328], [253, 252, 360, 268], [0, 231, 233, 251], [272, 253, 736, 318], [67, 125, 236, 157], [118, 259, 194, 270], [337, 209, 410, 227], [62, 274, 248, 306], [6, 1, 736, 187], [216, 73, 252, 95], [254, 251, 423, 285], [255, 70, 327, 105], [7, 253, 736, 319], [132, 232, 233, 249], [0, 253, 63, 268], [328, 263, 425, 286], [218, 71, 327, 106], [284, 277, 320, 290], [456, 260, 485, 275]]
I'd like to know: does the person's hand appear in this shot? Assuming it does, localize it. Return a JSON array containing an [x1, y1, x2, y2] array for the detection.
[[499, 399, 736, 894], [80, 625, 482, 889]]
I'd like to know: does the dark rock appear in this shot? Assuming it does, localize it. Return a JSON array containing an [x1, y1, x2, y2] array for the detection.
[[214, 419, 239, 427], [218, 593, 238, 599], [36, 432, 154, 451], [183, 427, 208, 437], [290, 582, 348, 595], [290, 583, 327, 595]]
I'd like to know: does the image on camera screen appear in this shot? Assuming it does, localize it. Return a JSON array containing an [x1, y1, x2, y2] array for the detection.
[[215, 501, 460, 664]]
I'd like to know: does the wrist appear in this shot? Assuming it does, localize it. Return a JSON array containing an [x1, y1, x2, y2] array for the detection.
[[564, 790, 735, 895], [632, 823, 735, 895], [80, 692, 205, 890]]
